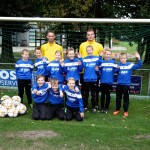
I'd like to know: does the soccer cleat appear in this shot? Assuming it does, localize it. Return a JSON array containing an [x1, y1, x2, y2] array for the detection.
[[92, 108, 97, 114], [84, 107, 88, 111], [113, 110, 120, 115], [103, 109, 108, 114], [123, 112, 128, 117]]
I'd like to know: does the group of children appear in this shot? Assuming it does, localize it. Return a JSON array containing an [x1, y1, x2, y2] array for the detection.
[[15, 45, 142, 121]]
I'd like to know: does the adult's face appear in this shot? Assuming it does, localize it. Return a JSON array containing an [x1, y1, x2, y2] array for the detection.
[[46, 32, 55, 43], [86, 31, 95, 41]]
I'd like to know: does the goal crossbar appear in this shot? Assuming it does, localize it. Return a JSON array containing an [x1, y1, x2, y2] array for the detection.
[[0, 17, 150, 23]]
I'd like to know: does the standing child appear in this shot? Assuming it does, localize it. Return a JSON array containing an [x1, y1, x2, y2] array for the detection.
[[96, 49, 117, 113], [32, 75, 50, 120], [60, 78, 84, 121], [47, 50, 64, 84], [46, 78, 65, 120], [82, 45, 99, 113], [15, 49, 33, 106], [34, 47, 49, 81], [113, 52, 142, 117], [61, 47, 82, 85]]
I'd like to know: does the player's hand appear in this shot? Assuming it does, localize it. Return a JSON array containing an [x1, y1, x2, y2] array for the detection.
[[59, 91, 64, 97], [134, 51, 140, 60], [33, 89, 37, 94], [95, 65, 99, 71], [76, 52, 82, 58], [99, 50, 104, 56], [78, 60, 82, 65], [60, 59, 65, 66], [80, 112, 84, 118], [36, 91, 40, 95], [75, 87, 79, 92]]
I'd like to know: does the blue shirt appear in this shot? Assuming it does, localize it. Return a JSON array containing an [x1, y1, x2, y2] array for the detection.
[[60, 85, 84, 112], [117, 60, 142, 86], [32, 82, 49, 103], [34, 57, 49, 76], [47, 60, 64, 83], [63, 58, 82, 81], [15, 59, 33, 80], [82, 56, 99, 82], [48, 85, 64, 105], [98, 59, 117, 84]]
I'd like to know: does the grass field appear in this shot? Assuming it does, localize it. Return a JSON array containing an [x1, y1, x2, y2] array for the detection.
[[0, 89, 150, 150]]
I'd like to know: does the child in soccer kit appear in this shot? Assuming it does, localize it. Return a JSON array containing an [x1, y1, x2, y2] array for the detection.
[[46, 78, 65, 120], [34, 47, 49, 81], [81, 45, 99, 113], [15, 49, 33, 105], [60, 78, 84, 121], [113, 52, 142, 117], [61, 47, 82, 85], [47, 50, 64, 84], [96, 49, 117, 113], [32, 75, 50, 120]]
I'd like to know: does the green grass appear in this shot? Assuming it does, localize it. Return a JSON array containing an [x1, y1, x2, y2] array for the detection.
[[118, 41, 138, 54], [0, 90, 150, 150]]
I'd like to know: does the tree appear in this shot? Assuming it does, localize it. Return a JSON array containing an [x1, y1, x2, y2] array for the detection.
[[0, 0, 45, 62]]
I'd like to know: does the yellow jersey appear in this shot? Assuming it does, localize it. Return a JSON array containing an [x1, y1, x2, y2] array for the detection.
[[79, 40, 104, 58], [41, 41, 63, 61]]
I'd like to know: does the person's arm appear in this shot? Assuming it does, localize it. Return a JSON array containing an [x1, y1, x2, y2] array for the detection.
[[77, 92, 84, 117], [59, 84, 66, 97], [132, 52, 142, 70]]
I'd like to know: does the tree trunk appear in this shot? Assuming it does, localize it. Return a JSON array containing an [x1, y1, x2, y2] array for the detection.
[[144, 37, 150, 64], [1, 28, 15, 63]]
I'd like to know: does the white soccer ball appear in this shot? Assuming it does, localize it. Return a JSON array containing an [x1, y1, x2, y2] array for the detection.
[[16, 103, 27, 115], [0, 104, 8, 117], [12, 96, 21, 107], [7, 107, 18, 117], [1, 95, 11, 102], [1, 98, 14, 109]]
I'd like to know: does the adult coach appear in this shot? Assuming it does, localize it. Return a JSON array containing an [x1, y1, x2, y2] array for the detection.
[[41, 31, 63, 61], [79, 28, 104, 113]]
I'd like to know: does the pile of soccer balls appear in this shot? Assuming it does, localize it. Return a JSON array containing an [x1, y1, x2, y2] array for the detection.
[[0, 95, 27, 118]]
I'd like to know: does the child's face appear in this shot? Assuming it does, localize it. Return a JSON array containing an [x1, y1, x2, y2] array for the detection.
[[67, 50, 75, 60], [37, 77, 45, 87], [67, 80, 75, 90], [35, 50, 42, 58], [22, 52, 29, 61], [55, 52, 61, 61], [104, 51, 111, 60], [120, 55, 127, 64], [51, 83, 58, 92], [86, 47, 93, 56]]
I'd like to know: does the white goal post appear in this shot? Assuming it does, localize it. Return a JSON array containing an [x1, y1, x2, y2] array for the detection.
[[0, 17, 150, 23]]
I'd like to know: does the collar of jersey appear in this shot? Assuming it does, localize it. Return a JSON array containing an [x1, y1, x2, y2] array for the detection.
[[87, 39, 95, 44], [48, 41, 56, 46]]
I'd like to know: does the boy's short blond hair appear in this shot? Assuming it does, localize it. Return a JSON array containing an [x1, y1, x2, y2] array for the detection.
[[22, 49, 29, 54], [51, 78, 59, 85], [120, 52, 127, 58], [55, 50, 62, 55], [67, 77, 75, 83], [86, 45, 93, 51], [104, 48, 112, 54], [67, 47, 75, 54], [36, 74, 45, 81]]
